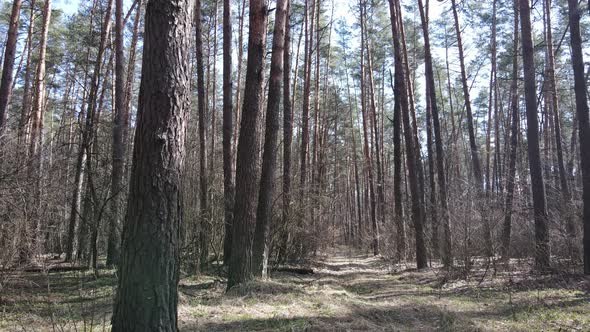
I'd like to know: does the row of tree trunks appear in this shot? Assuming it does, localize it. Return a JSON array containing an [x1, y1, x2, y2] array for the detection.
[[388, 0, 427, 269], [252, 0, 289, 277], [417, 0, 452, 266]]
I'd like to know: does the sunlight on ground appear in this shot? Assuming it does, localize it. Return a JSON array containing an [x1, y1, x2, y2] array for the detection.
[[2, 249, 590, 331]]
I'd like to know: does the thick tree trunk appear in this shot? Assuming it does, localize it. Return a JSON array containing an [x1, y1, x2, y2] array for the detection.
[[520, 0, 550, 270], [227, 0, 268, 289], [566, 0, 590, 274], [253, 0, 288, 277], [111, 0, 193, 329]]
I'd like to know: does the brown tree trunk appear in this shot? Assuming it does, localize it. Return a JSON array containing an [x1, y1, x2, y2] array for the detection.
[[195, 0, 210, 271], [232, 0, 246, 171], [300, 0, 313, 200], [253, 0, 289, 277], [390, 68, 405, 259], [28, 0, 51, 254], [418, 0, 451, 265], [566, 0, 590, 274], [0, 0, 22, 135], [359, 0, 378, 256], [450, 0, 483, 189], [389, 0, 427, 268], [111, 0, 193, 329], [544, 0, 576, 249], [77, 0, 114, 264], [227, 0, 268, 289], [106, 0, 126, 267], [520, 0, 550, 270], [222, 0, 235, 266], [17, 0, 33, 145], [279, 2, 292, 262], [501, 0, 520, 259], [29, 0, 51, 159]]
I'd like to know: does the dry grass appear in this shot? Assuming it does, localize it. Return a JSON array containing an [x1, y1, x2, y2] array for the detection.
[[2, 248, 590, 331]]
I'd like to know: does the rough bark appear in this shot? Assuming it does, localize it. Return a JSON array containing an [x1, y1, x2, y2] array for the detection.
[[519, 0, 550, 270], [111, 0, 193, 329], [227, 0, 268, 289], [566, 0, 590, 274], [253, 0, 288, 277]]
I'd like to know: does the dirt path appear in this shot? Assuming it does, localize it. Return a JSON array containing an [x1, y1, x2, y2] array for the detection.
[[2, 248, 589, 331], [179, 248, 590, 331]]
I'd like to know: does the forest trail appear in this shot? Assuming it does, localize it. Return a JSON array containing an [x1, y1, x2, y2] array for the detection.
[[179, 247, 590, 331], [2, 247, 590, 331]]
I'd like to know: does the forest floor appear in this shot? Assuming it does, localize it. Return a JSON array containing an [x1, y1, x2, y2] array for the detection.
[[2, 247, 590, 331]]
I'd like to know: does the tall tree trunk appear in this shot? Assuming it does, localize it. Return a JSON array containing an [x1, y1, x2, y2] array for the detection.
[[253, 0, 288, 277], [17, 0, 35, 146], [280, 3, 292, 261], [0, 0, 22, 135], [107, 0, 126, 267], [300, 0, 313, 201], [418, 0, 451, 265], [29, 0, 51, 159], [389, 0, 427, 268], [520, 0, 550, 270], [28, 0, 51, 254], [222, 0, 235, 266], [501, 0, 520, 259], [450, 0, 483, 189], [77, 0, 114, 264], [359, 0, 378, 256], [390, 68, 405, 259], [544, 0, 576, 249], [111, 0, 193, 329], [195, 0, 210, 271], [232, 0, 246, 171], [227, 0, 268, 289], [566, 0, 590, 274]]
